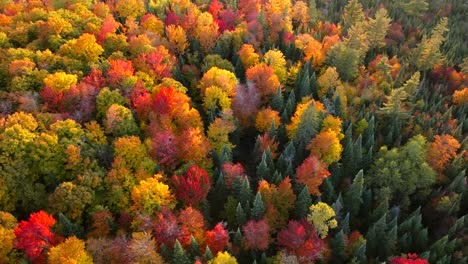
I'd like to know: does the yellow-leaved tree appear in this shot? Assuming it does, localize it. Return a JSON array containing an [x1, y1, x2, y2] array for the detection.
[[48, 236, 93, 264], [131, 174, 176, 214], [307, 202, 337, 238]]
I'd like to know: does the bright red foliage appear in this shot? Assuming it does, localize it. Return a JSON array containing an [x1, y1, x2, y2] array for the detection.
[[107, 59, 134, 87], [277, 219, 324, 263], [97, 16, 119, 44], [151, 129, 179, 170], [40, 82, 100, 123], [82, 68, 106, 89], [178, 207, 206, 245], [14, 211, 56, 263], [205, 223, 229, 254], [222, 162, 247, 189], [130, 87, 152, 121], [153, 208, 190, 248], [242, 219, 270, 250], [151, 86, 177, 116], [172, 165, 211, 206], [390, 254, 429, 264], [136, 46, 176, 79], [246, 64, 280, 104], [296, 156, 331, 196]]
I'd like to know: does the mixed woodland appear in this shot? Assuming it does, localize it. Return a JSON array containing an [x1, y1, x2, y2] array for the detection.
[[0, 0, 467, 263]]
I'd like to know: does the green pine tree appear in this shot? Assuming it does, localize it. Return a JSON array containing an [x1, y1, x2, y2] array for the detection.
[[236, 202, 247, 226], [251, 192, 266, 221], [344, 170, 364, 217], [295, 186, 312, 219], [172, 240, 191, 264]]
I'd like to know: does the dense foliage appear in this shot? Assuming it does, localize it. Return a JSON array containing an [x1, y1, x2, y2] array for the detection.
[[0, 0, 466, 263]]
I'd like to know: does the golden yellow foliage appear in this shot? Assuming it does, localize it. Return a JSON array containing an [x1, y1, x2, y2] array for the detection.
[[131, 174, 175, 214], [321, 115, 344, 140], [263, 49, 287, 83], [209, 251, 238, 264], [166, 25, 188, 54], [453, 87, 468, 105], [203, 85, 232, 112], [255, 108, 280, 133], [199, 67, 238, 98], [43, 72, 78, 91], [48, 236, 93, 264], [238, 44, 260, 69], [307, 202, 337, 238], [307, 129, 343, 165]]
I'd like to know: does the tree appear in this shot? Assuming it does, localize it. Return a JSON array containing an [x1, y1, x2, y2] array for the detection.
[[208, 115, 236, 153], [277, 219, 325, 262], [242, 219, 270, 250], [0, 211, 17, 263], [58, 33, 104, 63], [48, 182, 93, 222], [104, 104, 139, 137], [115, 0, 145, 19], [390, 254, 429, 264], [257, 177, 296, 230], [166, 25, 188, 54], [48, 236, 93, 264], [153, 208, 189, 248], [414, 17, 448, 71], [178, 207, 206, 246], [342, 0, 364, 32], [135, 46, 176, 80], [131, 174, 176, 214], [43, 72, 78, 91], [106, 59, 135, 89], [296, 156, 330, 196], [237, 44, 260, 69], [172, 165, 211, 206], [367, 135, 436, 207], [426, 134, 461, 176], [365, 8, 391, 49], [251, 192, 266, 221], [96, 87, 129, 120], [208, 251, 238, 264], [255, 108, 280, 133], [286, 99, 326, 142], [128, 232, 166, 263], [264, 49, 287, 83], [205, 223, 229, 254], [307, 129, 343, 165], [295, 186, 312, 219], [307, 202, 338, 238], [199, 67, 238, 98], [196, 12, 219, 53], [14, 210, 56, 263], [344, 170, 364, 217], [452, 88, 468, 105], [246, 64, 281, 104], [172, 240, 191, 264]]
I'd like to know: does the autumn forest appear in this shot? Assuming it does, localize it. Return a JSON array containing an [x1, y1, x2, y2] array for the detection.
[[0, 0, 467, 263]]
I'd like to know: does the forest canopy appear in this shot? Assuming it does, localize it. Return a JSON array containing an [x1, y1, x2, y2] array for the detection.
[[0, 0, 466, 263]]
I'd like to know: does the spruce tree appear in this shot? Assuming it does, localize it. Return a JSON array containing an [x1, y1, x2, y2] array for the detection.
[[204, 246, 214, 262], [236, 202, 247, 226], [251, 192, 266, 221], [330, 229, 346, 263], [190, 236, 201, 258], [344, 170, 364, 217], [295, 186, 312, 219], [172, 240, 191, 264], [271, 86, 284, 112]]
